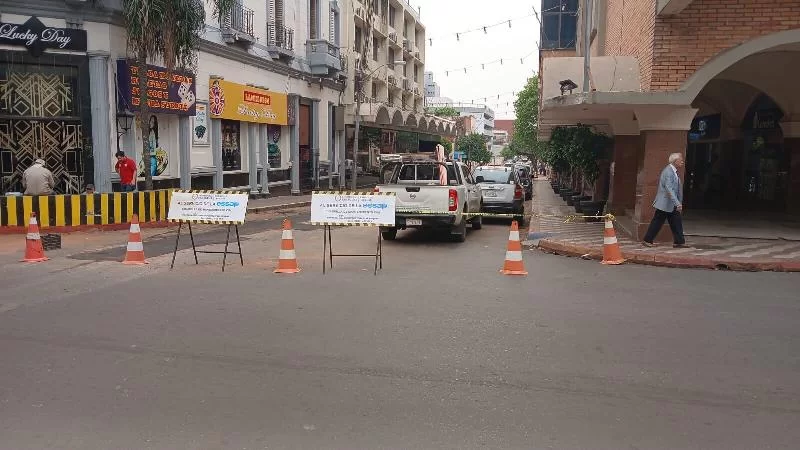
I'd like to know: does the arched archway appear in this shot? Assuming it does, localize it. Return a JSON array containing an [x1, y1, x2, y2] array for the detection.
[[405, 113, 417, 128], [680, 29, 800, 102], [375, 106, 391, 124], [417, 117, 429, 133], [391, 110, 404, 126]]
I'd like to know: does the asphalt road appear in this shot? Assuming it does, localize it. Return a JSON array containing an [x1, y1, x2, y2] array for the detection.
[[1, 211, 799, 449]]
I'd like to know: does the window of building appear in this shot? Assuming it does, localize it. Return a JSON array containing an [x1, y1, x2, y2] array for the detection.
[[309, 0, 320, 39], [329, 2, 340, 45], [371, 82, 378, 100], [388, 47, 395, 65], [372, 36, 379, 61], [415, 65, 420, 82], [541, 0, 577, 49], [221, 120, 242, 171], [389, 6, 396, 27], [355, 26, 362, 52]]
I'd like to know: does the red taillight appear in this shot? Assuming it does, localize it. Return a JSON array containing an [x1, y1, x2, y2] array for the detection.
[[448, 189, 458, 211], [514, 184, 523, 200], [373, 186, 380, 193]]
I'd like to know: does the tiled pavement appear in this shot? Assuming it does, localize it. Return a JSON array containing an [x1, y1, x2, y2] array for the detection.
[[528, 180, 800, 272]]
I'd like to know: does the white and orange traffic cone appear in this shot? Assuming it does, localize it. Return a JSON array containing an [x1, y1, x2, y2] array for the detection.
[[123, 214, 148, 265], [601, 217, 625, 265], [274, 218, 300, 274], [21, 212, 48, 263], [500, 220, 528, 276]]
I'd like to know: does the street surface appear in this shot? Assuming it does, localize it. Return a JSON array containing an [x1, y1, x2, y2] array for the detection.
[[1, 208, 799, 449]]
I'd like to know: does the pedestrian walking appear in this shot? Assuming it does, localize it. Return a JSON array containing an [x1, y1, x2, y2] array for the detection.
[[22, 158, 55, 195], [115, 151, 137, 192], [642, 152, 687, 248]]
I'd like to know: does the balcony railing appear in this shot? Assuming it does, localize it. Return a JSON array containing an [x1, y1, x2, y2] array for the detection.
[[307, 39, 342, 75], [267, 23, 294, 51], [220, 2, 255, 36]]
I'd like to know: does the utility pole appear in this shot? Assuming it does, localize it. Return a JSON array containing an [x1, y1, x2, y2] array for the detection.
[[351, 72, 363, 190], [582, 0, 592, 93]]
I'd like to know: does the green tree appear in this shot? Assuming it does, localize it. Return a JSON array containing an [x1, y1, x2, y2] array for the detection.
[[458, 133, 492, 164], [124, 0, 233, 189], [427, 106, 460, 118], [512, 74, 540, 157], [500, 145, 516, 161]]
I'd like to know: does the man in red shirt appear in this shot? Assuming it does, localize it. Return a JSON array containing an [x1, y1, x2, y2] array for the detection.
[[115, 151, 137, 192]]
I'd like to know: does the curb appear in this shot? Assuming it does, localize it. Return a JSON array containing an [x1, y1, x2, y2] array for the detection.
[[247, 201, 312, 214], [537, 239, 800, 273]]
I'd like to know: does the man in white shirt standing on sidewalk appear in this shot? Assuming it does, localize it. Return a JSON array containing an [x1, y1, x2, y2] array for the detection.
[[642, 152, 687, 248]]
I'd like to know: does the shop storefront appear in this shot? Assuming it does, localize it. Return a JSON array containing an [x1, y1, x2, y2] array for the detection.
[[116, 59, 197, 190], [206, 78, 288, 189], [0, 16, 90, 194]]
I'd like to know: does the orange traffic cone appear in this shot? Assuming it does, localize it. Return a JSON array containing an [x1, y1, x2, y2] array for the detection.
[[123, 214, 148, 265], [274, 218, 300, 274], [500, 220, 528, 276], [21, 212, 48, 263], [601, 217, 625, 265]]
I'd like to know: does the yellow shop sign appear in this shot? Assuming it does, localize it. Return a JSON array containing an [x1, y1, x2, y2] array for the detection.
[[208, 79, 288, 125]]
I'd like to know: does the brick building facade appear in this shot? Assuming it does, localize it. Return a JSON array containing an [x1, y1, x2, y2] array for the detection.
[[539, 0, 800, 240]]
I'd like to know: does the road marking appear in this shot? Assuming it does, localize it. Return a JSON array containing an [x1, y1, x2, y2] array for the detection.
[[692, 243, 772, 256], [729, 243, 800, 258]]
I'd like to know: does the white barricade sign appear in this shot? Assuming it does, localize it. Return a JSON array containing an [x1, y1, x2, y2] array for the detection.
[[168, 190, 249, 224], [310, 192, 396, 226]]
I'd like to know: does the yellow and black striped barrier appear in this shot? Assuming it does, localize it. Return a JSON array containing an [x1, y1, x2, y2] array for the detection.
[[0, 190, 172, 233]]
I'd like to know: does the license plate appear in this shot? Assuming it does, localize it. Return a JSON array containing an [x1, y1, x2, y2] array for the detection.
[[483, 191, 497, 197], [406, 219, 422, 226]]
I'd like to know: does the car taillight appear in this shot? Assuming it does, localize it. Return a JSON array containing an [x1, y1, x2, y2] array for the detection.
[[373, 186, 380, 193], [514, 184, 523, 200], [448, 189, 458, 211]]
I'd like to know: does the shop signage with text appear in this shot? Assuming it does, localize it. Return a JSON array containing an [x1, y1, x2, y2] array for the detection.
[[117, 60, 197, 116], [0, 16, 87, 57], [208, 79, 288, 125]]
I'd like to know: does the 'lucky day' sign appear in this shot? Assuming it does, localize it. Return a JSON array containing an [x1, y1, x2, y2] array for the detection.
[[0, 17, 87, 57]]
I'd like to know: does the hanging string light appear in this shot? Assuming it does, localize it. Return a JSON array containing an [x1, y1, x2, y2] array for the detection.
[[427, 12, 536, 46], [441, 51, 536, 76]]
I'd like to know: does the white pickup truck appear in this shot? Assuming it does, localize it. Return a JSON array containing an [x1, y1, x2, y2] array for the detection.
[[375, 159, 483, 242]]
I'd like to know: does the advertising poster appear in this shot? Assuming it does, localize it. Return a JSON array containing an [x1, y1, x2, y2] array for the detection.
[[193, 102, 209, 146], [168, 191, 249, 224]]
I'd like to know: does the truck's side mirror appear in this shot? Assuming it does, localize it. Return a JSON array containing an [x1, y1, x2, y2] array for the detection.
[[475, 176, 485, 183]]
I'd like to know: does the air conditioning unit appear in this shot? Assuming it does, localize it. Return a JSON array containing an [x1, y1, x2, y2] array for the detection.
[[389, 32, 397, 42], [356, 7, 364, 18], [414, 50, 420, 59], [402, 79, 411, 90], [402, 38, 410, 50], [388, 74, 397, 86]]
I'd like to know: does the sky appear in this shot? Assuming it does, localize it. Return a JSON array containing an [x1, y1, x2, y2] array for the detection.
[[411, 0, 541, 119]]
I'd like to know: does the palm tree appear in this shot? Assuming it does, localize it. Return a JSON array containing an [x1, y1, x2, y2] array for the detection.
[[123, 0, 234, 189]]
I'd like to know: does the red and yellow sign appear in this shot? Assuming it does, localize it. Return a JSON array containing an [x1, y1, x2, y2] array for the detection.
[[208, 79, 288, 125]]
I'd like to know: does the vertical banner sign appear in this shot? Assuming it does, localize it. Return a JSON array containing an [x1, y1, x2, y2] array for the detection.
[[117, 60, 197, 116], [310, 192, 396, 226], [193, 102, 210, 145]]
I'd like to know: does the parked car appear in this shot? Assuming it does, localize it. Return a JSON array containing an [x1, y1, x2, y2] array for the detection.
[[375, 158, 483, 242], [474, 166, 527, 225]]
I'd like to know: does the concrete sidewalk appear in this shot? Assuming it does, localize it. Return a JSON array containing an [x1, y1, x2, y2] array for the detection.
[[529, 179, 800, 272]]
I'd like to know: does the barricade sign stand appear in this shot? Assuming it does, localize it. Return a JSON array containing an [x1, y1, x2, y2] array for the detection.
[[310, 191, 396, 275], [167, 190, 249, 271]]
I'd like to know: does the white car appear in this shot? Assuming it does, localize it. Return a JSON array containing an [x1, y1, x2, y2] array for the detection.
[[375, 158, 483, 242]]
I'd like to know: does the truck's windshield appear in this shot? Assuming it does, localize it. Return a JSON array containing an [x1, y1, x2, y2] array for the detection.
[[396, 164, 459, 184]]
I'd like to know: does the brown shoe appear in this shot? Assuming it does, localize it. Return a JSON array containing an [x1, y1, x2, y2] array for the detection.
[[641, 241, 656, 248]]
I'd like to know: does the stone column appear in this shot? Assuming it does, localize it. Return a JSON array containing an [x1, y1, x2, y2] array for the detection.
[[178, 115, 191, 189], [88, 52, 113, 192], [607, 135, 641, 215], [290, 96, 301, 195], [311, 99, 321, 189], [247, 123, 258, 195], [259, 124, 270, 195], [211, 119, 223, 189]]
